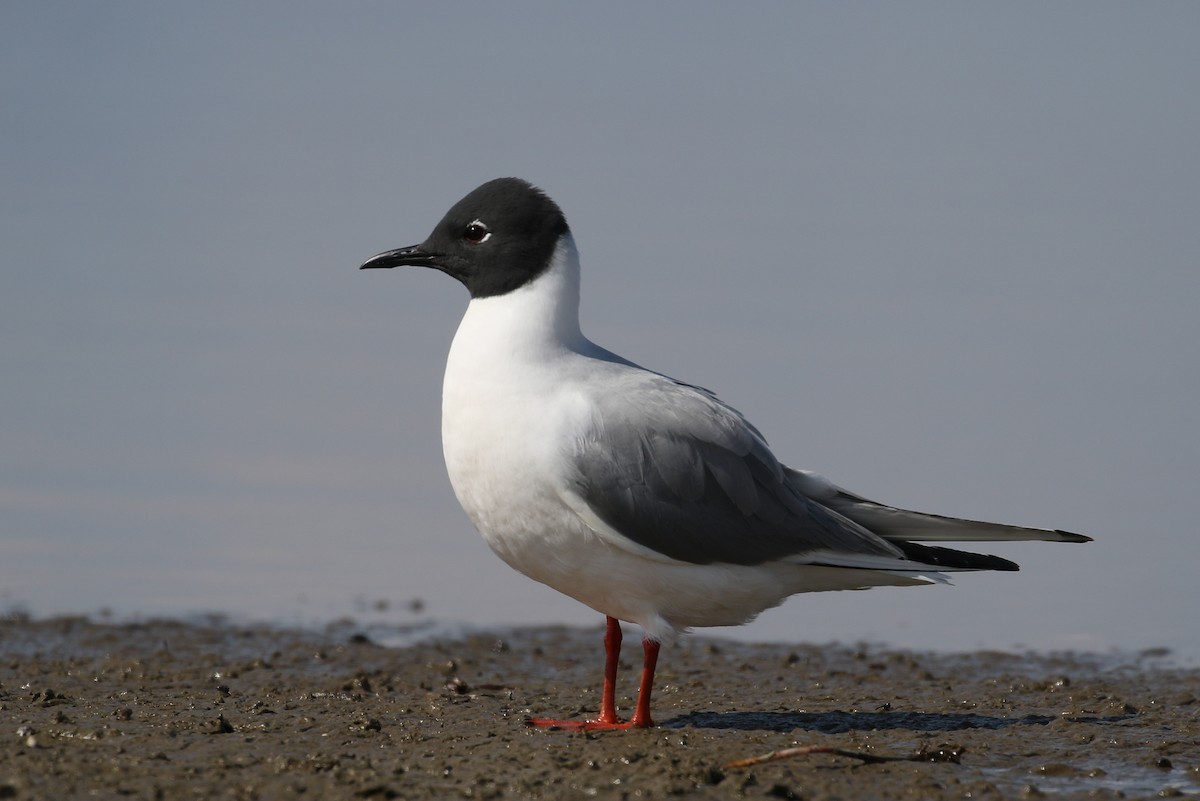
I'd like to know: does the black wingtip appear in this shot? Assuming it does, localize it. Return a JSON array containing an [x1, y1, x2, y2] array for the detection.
[[893, 541, 1021, 572], [1055, 530, 1094, 543]]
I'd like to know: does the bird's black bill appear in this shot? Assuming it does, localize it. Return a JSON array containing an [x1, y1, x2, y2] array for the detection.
[[359, 245, 438, 270]]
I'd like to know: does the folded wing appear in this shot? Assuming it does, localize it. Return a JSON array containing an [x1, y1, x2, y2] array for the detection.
[[564, 372, 1088, 573]]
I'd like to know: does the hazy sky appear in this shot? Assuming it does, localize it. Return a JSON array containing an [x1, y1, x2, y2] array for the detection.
[[3, 3, 1198, 660]]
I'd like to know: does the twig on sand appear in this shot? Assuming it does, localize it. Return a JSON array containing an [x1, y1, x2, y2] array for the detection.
[[723, 743, 964, 770]]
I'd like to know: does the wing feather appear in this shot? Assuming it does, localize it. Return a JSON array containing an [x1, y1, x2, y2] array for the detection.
[[786, 469, 1092, 544], [566, 374, 903, 566]]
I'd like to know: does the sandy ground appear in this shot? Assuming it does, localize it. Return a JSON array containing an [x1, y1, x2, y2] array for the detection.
[[1, 614, 1197, 800]]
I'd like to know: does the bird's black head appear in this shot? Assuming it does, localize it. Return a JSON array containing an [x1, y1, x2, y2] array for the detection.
[[360, 177, 570, 299]]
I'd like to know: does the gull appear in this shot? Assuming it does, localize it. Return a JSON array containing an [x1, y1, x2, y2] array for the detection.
[[360, 177, 1090, 730]]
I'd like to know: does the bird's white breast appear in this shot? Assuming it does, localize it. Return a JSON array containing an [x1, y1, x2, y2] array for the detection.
[[440, 236, 601, 581]]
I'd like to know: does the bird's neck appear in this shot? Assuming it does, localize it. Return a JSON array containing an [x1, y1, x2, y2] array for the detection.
[[451, 233, 587, 360]]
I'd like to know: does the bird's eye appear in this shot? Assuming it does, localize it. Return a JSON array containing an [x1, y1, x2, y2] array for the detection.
[[464, 220, 491, 244]]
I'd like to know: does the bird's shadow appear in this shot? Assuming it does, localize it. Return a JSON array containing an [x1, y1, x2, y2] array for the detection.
[[661, 709, 1131, 733]]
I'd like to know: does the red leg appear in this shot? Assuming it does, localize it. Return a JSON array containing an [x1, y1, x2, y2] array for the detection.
[[596, 615, 623, 724], [527, 616, 660, 731], [629, 637, 660, 728]]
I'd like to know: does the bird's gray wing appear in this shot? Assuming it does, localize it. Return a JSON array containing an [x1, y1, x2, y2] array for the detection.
[[786, 469, 1092, 544], [564, 374, 904, 566]]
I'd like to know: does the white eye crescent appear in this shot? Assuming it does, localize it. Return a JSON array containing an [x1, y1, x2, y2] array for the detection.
[[464, 220, 492, 244]]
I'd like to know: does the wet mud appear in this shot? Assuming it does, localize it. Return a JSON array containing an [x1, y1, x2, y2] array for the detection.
[[2, 614, 1197, 799]]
